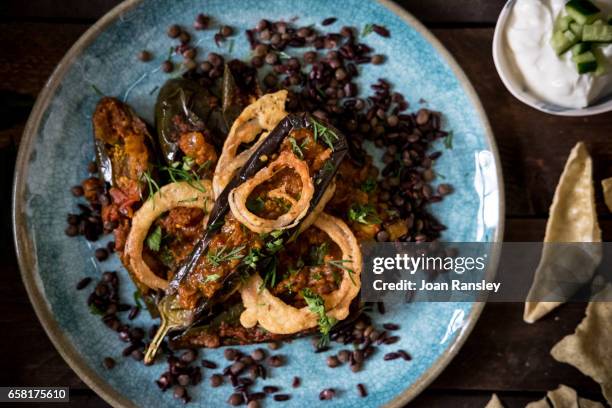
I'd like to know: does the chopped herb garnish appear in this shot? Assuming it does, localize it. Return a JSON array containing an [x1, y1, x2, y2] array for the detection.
[[321, 160, 335, 175], [247, 196, 266, 213], [288, 137, 305, 159], [309, 242, 329, 266], [302, 288, 337, 347], [204, 274, 221, 283], [311, 272, 322, 281], [133, 290, 144, 309], [348, 203, 382, 225], [271, 197, 291, 213], [159, 247, 174, 267], [91, 84, 104, 97], [443, 131, 453, 149], [287, 258, 305, 277], [332, 270, 342, 285], [243, 248, 261, 269], [328, 259, 356, 285], [140, 169, 161, 200], [145, 225, 162, 252], [89, 303, 105, 315], [266, 237, 284, 254], [207, 245, 245, 267], [360, 178, 377, 193], [362, 23, 374, 37], [260, 256, 278, 289], [228, 39, 235, 53], [310, 118, 339, 151], [148, 85, 159, 96], [162, 158, 209, 193]]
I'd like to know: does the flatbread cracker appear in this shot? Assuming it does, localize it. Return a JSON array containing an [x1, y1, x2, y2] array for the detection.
[[524, 142, 602, 323], [484, 393, 504, 408], [602, 177, 612, 212], [525, 384, 604, 408], [551, 285, 612, 404]]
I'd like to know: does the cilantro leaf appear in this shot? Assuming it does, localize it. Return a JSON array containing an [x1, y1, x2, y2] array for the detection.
[[145, 225, 162, 252]]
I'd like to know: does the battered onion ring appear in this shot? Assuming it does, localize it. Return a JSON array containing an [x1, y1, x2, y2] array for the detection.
[[228, 150, 314, 234], [297, 181, 335, 235], [239, 213, 362, 334], [213, 90, 288, 198], [123, 181, 213, 290]]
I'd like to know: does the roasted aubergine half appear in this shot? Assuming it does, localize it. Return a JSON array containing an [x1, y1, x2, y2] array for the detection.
[[144, 112, 349, 363]]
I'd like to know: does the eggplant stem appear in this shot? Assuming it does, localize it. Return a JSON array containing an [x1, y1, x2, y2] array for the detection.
[[144, 294, 190, 364], [144, 316, 171, 365]]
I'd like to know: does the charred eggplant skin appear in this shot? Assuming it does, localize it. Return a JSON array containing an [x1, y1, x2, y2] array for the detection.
[[155, 78, 216, 163], [92, 97, 157, 207], [167, 113, 348, 318], [155, 63, 259, 164], [221, 60, 260, 129]]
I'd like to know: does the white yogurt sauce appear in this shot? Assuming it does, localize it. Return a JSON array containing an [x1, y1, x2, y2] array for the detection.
[[506, 0, 612, 108]]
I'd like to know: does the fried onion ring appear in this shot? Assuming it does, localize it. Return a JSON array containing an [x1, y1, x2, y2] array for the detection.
[[228, 150, 314, 234], [239, 213, 362, 334], [213, 90, 288, 198], [123, 181, 213, 290]]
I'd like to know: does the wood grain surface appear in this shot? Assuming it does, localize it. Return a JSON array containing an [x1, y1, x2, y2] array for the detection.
[[1, 1, 610, 407]]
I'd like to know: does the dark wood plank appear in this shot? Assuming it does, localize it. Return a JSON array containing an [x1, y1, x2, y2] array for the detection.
[[3, 24, 612, 216], [0, 0, 505, 25], [430, 302, 603, 395]]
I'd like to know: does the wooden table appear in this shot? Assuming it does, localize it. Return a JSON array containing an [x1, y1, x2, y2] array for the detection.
[[1, 1, 610, 406]]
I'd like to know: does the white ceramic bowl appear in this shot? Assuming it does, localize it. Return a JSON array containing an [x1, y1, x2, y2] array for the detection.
[[493, 0, 612, 116]]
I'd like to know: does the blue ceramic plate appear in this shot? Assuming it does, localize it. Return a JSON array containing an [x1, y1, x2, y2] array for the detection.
[[13, 0, 503, 407]]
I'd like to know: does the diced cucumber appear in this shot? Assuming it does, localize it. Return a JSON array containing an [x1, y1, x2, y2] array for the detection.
[[593, 47, 608, 75], [555, 15, 574, 32], [570, 21, 584, 39], [572, 42, 592, 55], [582, 23, 612, 42], [572, 50, 598, 73], [551, 30, 579, 55], [565, 0, 602, 25]]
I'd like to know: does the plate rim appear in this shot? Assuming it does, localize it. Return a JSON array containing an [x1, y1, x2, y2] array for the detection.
[[12, 1, 505, 407]]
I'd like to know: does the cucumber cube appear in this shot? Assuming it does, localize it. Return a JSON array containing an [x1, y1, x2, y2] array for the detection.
[[555, 15, 574, 32], [571, 42, 592, 55], [583, 23, 612, 42], [566, 0, 602, 25], [572, 50, 598, 73], [570, 21, 584, 39], [551, 30, 579, 55]]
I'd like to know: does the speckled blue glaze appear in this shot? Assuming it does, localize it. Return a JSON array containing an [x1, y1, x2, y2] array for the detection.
[[15, 0, 501, 407]]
